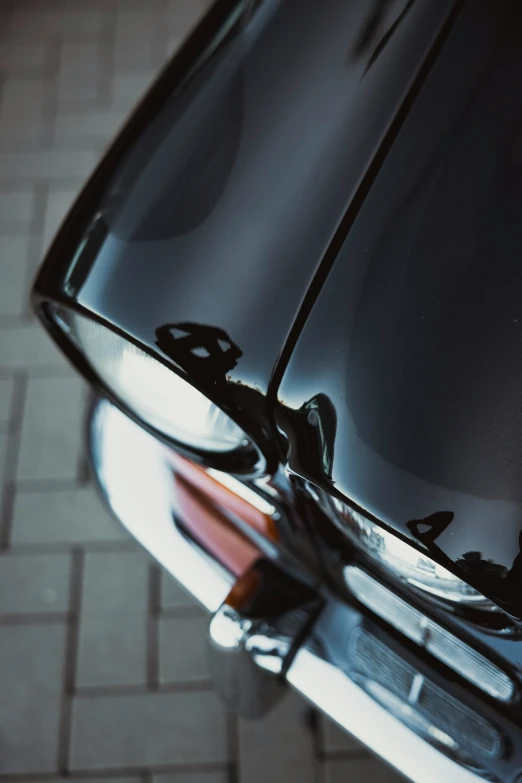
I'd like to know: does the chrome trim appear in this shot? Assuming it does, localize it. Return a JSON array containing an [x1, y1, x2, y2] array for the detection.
[[90, 400, 489, 783], [287, 650, 487, 783], [208, 584, 319, 717], [206, 468, 277, 516], [208, 603, 287, 717], [89, 399, 234, 612], [330, 498, 496, 610]]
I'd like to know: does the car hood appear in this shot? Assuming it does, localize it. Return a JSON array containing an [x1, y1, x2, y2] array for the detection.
[[276, 0, 522, 618], [34, 0, 453, 453]]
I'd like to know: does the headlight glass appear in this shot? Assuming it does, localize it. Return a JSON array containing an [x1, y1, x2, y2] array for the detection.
[[59, 311, 249, 453], [332, 500, 497, 610]]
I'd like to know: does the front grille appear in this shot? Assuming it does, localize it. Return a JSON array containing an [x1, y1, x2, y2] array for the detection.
[[351, 624, 413, 699], [350, 627, 503, 761], [344, 565, 515, 703]]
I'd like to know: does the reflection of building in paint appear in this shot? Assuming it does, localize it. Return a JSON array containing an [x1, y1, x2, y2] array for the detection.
[[301, 394, 337, 480], [352, 0, 415, 73], [277, 393, 337, 484], [156, 322, 243, 389], [407, 511, 454, 548]]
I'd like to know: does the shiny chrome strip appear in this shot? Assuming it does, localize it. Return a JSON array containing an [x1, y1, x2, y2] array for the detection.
[[89, 399, 234, 612], [206, 468, 277, 516], [90, 400, 487, 783], [287, 649, 485, 783]]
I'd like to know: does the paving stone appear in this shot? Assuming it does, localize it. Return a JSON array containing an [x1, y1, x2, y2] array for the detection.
[[165, 36, 185, 60], [161, 571, 200, 612], [58, 42, 102, 104], [0, 552, 70, 614], [110, 0, 167, 10], [321, 758, 406, 783], [0, 377, 14, 426], [11, 485, 126, 545], [0, 428, 8, 487], [238, 691, 316, 783], [0, 324, 69, 367], [33, 779, 139, 783], [112, 70, 158, 107], [319, 716, 362, 756], [9, 9, 107, 38], [159, 615, 210, 683], [17, 375, 86, 481], [42, 188, 77, 255], [60, 0, 112, 8], [77, 550, 149, 687], [0, 623, 66, 774], [114, 9, 165, 70], [154, 773, 229, 783], [0, 188, 35, 227], [0, 235, 31, 316], [55, 108, 128, 143], [0, 78, 49, 141], [12, 0, 68, 8], [166, 0, 209, 34], [0, 42, 51, 75], [0, 1, 12, 36], [0, 149, 98, 180], [0, 429, 7, 537], [70, 691, 229, 770]]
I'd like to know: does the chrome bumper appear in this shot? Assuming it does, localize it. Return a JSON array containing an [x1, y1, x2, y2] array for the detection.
[[89, 400, 485, 783]]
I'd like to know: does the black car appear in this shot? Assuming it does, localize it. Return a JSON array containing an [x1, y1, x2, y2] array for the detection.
[[31, 1, 522, 780]]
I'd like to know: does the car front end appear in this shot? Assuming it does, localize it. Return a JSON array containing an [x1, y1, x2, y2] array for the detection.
[[31, 1, 522, 781]]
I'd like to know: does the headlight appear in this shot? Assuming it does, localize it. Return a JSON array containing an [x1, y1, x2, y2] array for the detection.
[[332, 499, 498, 611], [54, 310, 250, 453]]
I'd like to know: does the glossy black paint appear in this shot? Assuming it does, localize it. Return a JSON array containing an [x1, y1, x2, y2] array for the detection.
[[32, 0, 454, 468], [276, 0, 522, 621]]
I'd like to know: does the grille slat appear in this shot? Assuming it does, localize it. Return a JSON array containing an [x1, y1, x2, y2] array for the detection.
[[351, 627, 502, 761], [344, 565, 514, 703]]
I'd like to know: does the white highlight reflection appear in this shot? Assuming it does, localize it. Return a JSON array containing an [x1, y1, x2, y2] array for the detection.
[[287, 649, 485, 783], [91, 400, 234, 611]]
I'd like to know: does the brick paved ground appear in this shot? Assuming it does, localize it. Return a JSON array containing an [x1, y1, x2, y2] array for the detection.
[[0, 2, 403, 781]]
